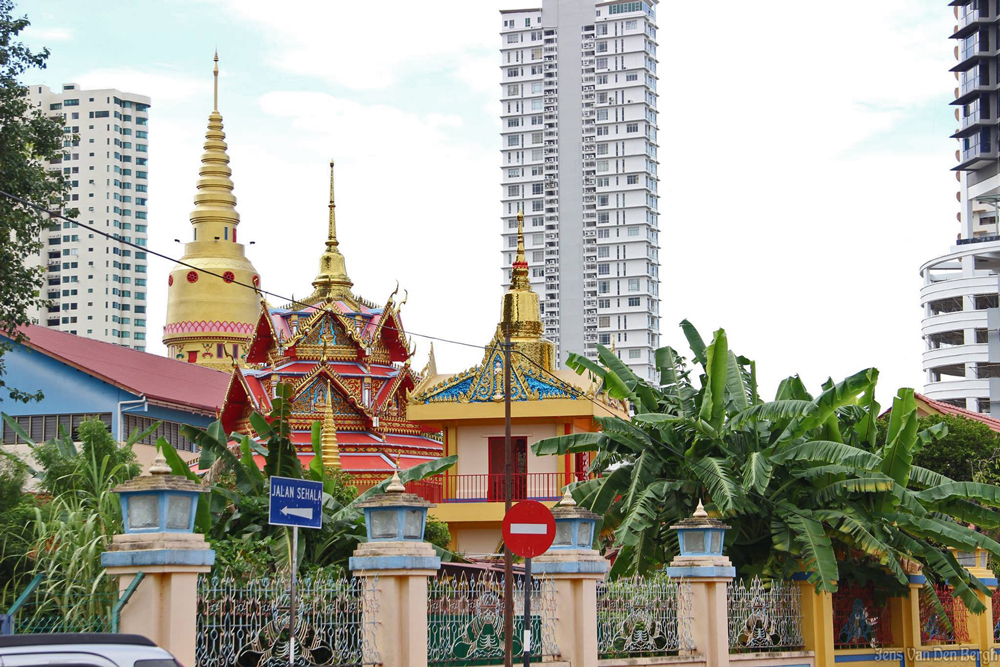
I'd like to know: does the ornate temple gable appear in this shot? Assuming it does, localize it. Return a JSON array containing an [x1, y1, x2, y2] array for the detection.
[[290, 373, 367, 426], [220, 369, 264, 433], [372, 359, 415, 419], [412, 343, 579, 404], [245, 304, 280, 364], [287, 307, 364, 361], [290, 362, 372, 424], [367, 298, 410, 363]]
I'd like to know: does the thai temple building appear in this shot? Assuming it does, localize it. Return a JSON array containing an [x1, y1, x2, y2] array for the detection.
[[163, 54, 262, 370], [408, 211, 627, 557], [216, 161, 443, 485]]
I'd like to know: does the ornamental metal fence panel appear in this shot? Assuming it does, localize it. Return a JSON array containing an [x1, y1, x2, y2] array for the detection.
[[596, 573, 693, 658], [919, 584, 968, 645], [727, 577, 804, 652], [426, 573, 559, 665], [195, 570, 379, 667], [832, 583, 894, 649]]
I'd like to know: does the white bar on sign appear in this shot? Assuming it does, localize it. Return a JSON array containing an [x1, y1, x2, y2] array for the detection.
[[510, 523, 548, 534]]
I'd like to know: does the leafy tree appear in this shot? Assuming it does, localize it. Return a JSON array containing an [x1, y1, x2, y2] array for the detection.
[[0, 0, 76, 403], [425, 518, 452, 551], [875, 414, 1000, 484], [158, 383, 459, 575], [535, 321, 1000, 612]]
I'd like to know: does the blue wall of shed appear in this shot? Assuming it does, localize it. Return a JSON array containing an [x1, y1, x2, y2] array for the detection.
[[3, 340, 214, 438]]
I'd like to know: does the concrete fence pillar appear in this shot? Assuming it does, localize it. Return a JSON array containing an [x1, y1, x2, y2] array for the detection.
[[955, 548, 997, 663], [101, 532, 215, 667], [666, 503, 736, 667], [350, 539, 441, 667], [533, 548, 607, 667], [102, 458, 214, 667], [795, 577, 835, 667]]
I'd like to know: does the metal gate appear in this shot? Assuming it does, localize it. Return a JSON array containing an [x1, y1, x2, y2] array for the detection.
[[195, 571, 379, 667], [0, 572, 143, 636]]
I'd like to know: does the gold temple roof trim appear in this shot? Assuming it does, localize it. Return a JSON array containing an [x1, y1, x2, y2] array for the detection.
[[321, 381, 341, 469]]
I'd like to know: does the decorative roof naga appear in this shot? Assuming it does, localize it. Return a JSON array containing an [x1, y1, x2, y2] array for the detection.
[[218, 161, 441, 483]]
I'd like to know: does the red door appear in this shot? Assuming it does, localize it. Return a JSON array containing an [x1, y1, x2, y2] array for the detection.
[[488, 437, 527, 501]]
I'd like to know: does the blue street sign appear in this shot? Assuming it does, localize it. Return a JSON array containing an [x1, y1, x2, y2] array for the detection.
[[269, 476, 323, 529]]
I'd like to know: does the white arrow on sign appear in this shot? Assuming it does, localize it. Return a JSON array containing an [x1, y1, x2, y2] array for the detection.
[[281, 506, 314, 520]]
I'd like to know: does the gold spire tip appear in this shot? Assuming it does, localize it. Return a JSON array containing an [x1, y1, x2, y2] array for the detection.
[[212, 51, 219, 111]]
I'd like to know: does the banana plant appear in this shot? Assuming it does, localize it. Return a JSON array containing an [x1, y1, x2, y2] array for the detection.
[[534, 321, 1000, 612]]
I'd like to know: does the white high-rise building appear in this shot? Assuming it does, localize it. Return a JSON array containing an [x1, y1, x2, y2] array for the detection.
[[500, 0, 660, 379], [26, 83, 151, 350]]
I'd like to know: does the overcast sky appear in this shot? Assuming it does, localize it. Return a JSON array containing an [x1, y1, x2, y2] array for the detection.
[[19, 0, 958, 406]]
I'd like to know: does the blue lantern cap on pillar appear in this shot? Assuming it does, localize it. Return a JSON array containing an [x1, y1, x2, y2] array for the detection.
[[550, 488, 600, 550], [670, 500, 730, 557], [112, 454, 207, 534], [355, 468, 433, 542]]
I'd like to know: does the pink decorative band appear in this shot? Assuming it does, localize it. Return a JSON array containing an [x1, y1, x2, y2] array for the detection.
[[164, 320, 255, 335]]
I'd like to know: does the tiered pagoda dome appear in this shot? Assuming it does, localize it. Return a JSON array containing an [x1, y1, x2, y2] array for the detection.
[[163, 53, 262, 370], [217, 162, 441, 484]]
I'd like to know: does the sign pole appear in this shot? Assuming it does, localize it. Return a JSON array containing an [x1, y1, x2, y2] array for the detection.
[[523, 557, 532, 667], [503, 331, 514, 667], [269, 476, 321, 667], [289, 525, 298, 667]]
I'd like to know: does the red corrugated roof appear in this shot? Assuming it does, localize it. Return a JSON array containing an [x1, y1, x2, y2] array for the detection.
[[914, 393, 1000, 433], [10, 324, 230, 415]]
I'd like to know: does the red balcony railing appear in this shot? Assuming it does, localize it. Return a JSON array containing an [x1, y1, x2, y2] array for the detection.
[[400, 472, 585, 504]]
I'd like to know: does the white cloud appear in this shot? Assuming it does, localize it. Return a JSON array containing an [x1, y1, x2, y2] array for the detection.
[[221, 0, 532, 90]]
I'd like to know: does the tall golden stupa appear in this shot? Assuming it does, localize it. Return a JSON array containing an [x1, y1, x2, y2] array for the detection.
[[163, 53, 262, 370]]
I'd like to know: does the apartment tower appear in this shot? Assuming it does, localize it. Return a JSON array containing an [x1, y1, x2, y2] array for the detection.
[[500, 0, 661, 379], [26, 83, 151, 350], [920, 1, 1000, 413]]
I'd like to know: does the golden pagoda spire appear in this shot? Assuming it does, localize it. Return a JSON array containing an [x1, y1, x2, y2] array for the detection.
[[162, 51, 262, 371], [307, 160, 355, 305], [497, 208, 553, 369], [190, 51, 240, 234], [511, 209, 530, 290], [321, 381, 341, 469]]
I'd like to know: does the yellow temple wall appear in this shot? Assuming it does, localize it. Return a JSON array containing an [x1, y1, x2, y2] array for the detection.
[[453, 422, 562, 476]]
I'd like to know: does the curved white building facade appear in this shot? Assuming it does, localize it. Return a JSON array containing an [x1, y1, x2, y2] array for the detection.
[[920, 239, 1000, 413]]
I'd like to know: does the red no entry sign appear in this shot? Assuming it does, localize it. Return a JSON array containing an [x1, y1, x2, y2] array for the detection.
[[502, 500, 556, 558]]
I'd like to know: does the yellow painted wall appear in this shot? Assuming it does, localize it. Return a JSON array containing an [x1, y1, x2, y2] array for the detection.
[[450, 527, 503, 557], [454, 422, 561, 476]]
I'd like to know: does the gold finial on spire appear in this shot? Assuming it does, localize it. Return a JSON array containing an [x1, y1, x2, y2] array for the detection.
[[498, 207, 545, 357], [327, 159, 338, 249], [213, 50, 219, 111], [321, 381, 341, 469], [306, 161, 354, 305]]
